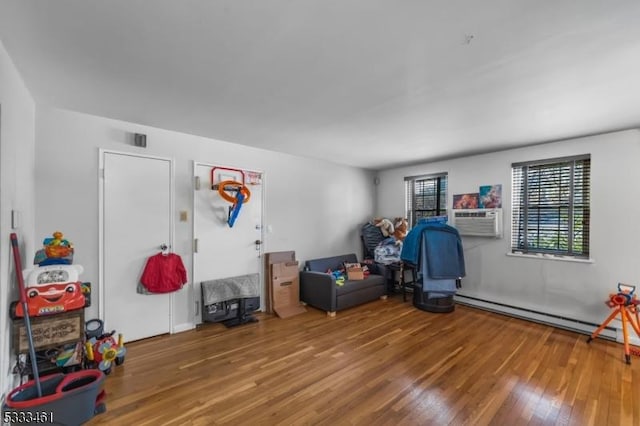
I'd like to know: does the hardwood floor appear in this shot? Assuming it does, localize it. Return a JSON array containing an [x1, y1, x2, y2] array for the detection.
[[88, 297, 640, 425]]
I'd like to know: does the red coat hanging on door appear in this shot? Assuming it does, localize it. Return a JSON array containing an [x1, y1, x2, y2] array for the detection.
[[140, 253, 188, 293]]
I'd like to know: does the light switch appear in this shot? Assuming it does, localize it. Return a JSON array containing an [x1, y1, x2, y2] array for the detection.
[[180, 211, 188, 222]]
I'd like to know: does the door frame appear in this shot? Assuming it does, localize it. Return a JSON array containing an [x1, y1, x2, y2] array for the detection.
[[192, 161, 266, 322], [98, 149, 177, 333]]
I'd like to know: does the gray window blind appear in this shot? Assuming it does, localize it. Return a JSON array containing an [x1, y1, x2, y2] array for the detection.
[[405, 173, 447, 227], [511, 155, 590, 258]]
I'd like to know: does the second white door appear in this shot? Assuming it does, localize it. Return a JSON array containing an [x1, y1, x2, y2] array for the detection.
[[193, 163, 264, 321], [102, 151, 174, 342]]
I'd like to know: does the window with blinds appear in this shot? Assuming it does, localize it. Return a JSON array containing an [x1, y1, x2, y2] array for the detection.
[[405, 173, 448, 227], [511, 155, 590, 258]]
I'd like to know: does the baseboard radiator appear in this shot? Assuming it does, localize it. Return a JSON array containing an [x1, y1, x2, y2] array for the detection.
[[454, 293, 619, 342]]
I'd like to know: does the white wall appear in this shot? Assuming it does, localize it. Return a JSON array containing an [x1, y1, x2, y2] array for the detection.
[[377, 129, 640, 327], [35, 107, 376, 331], [0, 40, 36, 397]]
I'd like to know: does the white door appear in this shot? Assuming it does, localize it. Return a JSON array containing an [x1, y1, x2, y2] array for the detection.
[[193, 163, 263, 321], [101, 151, 173, 342]]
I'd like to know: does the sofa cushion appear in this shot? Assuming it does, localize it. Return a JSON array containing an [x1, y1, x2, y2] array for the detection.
[[306, 254, 358, 273], [336, 275, 385, 296]]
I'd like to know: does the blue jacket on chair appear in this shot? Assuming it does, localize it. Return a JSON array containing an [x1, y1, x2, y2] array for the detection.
[[401, 221, 466, 298], [401, 218, 464, 275], [422, 226, 465, 279]]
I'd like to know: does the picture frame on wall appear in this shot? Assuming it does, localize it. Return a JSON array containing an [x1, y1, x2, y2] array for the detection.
[[453, 193, 479, 209], [479, 184, 502, 208]]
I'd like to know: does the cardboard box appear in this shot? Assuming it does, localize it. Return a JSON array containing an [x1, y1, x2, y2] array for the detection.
[[347, 266, 364, 280], [271, 261, 306, 319], [264, 251, 296, 314], [273, 275, 298, 309], [271, 261, 299, 281]]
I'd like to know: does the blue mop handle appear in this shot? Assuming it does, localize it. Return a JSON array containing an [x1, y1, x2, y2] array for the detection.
[[11, 233, 42, 397]]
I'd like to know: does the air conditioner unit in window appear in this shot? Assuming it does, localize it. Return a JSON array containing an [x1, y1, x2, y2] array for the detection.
[[452, 208, 502, 237]]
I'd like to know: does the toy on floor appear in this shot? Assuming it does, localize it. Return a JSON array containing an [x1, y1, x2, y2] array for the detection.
[[85, 331, 126, 375], [587, 283, 640, 364]]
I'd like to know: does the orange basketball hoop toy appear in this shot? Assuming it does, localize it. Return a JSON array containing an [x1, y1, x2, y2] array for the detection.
[[217, 180, 251, 204], [217, 180, 251, 228], [210, 166, 252, 227]]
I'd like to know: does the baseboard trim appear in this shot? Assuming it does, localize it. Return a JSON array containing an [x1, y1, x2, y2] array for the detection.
[[173, 323, 196, 334], [455, 293, 618, 341]]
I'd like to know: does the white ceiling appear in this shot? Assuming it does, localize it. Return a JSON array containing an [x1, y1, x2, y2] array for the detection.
[[1, 1, 640, 170]]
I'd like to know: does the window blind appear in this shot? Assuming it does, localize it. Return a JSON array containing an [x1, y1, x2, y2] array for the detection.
[[511, 155, 590, 258], [405, 173, 447, 227]]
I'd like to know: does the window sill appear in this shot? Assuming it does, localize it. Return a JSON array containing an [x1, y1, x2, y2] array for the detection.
[[506, 252, 595, 264]]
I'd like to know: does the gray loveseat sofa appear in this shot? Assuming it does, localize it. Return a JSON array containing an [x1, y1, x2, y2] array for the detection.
[[299, 253, 386, 316]]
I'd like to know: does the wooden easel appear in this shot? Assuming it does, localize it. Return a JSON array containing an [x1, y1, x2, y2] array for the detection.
[[587, 284, 640, 364]]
